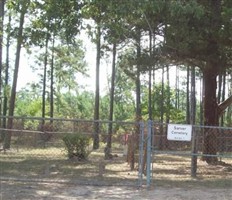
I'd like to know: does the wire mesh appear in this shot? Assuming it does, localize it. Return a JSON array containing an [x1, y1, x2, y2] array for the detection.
[[147, 122, 232, 187], [1, 117, 232, 188], [0, 117, 141, 186]]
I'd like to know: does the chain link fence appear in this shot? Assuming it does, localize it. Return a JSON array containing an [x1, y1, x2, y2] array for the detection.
[[1, 117, 232, 188], [0, 116, 140, 186], [140, 121, 232, 187]]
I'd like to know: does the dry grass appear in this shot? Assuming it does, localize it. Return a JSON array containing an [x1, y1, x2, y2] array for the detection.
[[152, 154, 232, 188], [0, 147, 232, 188], [0, 146, 138, 186]]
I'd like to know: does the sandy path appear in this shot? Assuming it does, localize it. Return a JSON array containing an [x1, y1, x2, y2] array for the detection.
[[1, 181, 232, 200]]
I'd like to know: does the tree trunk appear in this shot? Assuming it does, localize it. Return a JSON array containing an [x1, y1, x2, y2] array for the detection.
[[220, 72, 226, 126], [199, 75, 204, 125], [217, 72, 222, 104], [4, 2, 27, 149], [129, 30, 141, 170], [105, 43, 116, 159], [135, 34, 141, 121], [202, 65, 219, 164], [50, 34, 55, 123], [166, 65, 170, 124], [186, 66, 190, 124], [190, 66, 196, 124], [0, 0, 5, 127], [42, 32, 49, 126], [202, 0, 223, 164], [0, 0, 5, 142], [175, 66, 179, 109], [1, 5, 8, 143], [93, 24, 101, 150], [148, 30, 152, 120], [226, 74, 232, 125], [160, 65, 164, 123], [159, 65, 165, 149]]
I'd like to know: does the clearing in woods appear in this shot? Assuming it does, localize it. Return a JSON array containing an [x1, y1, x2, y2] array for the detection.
[[0, 148, 232, 199]]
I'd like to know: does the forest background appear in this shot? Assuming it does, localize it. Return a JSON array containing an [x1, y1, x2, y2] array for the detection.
[[0, 0, 232, 163]]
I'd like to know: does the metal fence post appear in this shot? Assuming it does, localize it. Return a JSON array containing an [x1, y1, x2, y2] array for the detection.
[[146, 120, 152, 187], [191, 127, 197, 177], [138, 121, 144, 187]]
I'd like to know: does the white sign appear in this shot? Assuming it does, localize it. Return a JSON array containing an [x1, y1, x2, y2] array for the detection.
[[167, 124, 192, 141]]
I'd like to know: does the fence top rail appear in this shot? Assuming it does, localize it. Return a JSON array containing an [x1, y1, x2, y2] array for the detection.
[[0, 116, 231, 130], [0, 128, 95, 135], [151, 121, 232, 130], [0, 116, 139, 125]]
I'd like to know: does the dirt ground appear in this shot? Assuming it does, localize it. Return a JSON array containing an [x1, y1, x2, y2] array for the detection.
[[0, 180, 232, 200], [1, 146, 232, 199]]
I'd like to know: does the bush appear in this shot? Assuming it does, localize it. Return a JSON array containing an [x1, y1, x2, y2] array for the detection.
[[62, 133, 91, 160]]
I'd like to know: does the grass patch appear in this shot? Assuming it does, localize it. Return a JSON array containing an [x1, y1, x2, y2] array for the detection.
[[151, 154, 232, 188], [1, 148, 232, 188]]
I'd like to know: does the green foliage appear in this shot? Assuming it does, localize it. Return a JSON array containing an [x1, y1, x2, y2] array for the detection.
[[113, 67, 135, 121], [56, 91, 94, 118], [53, 40, 88, 90], [15, 86, 42, 116], [62, 133, 91, 160], [24, 120, 40, 130], [16, 99, 42, 116], [141, 83, 186, 123]]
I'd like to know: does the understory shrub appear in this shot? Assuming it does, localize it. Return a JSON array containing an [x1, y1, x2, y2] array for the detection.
[[62, 133, 91, 160]]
